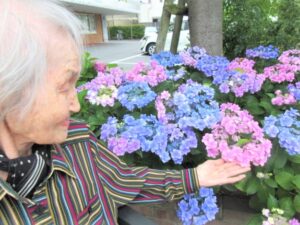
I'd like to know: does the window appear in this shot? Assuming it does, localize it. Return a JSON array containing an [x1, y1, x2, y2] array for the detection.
[[78, 14, 97, 34]]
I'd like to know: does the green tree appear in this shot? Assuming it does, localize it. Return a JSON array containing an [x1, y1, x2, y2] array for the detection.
[[223, 0, 276, 59], [223, 0, 300, 59], [269, 0, 300, 50]]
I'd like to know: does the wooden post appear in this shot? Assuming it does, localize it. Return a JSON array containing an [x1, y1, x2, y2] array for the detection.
[[155, 0, 173, 53], [170, 0, 186, 54]]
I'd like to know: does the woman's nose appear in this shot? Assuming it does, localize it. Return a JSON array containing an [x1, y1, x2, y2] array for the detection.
[[70, 90, 81, 113]]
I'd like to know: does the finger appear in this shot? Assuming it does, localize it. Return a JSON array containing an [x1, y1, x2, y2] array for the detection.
[[220, 162, 237, 170], [215, 162, 244, 173], [219, 162, 251, 172], [224, 165, 251, 176]]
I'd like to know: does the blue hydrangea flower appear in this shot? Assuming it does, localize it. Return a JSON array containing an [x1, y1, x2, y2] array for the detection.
[[101, 113, 198, 164], [264, 109, 300, 155], [245, 45, 279, 59], [168, 80, 221, 131], [177, 188, 219, 225], [166, 68, 186, 81], [100, 117, 118, 140], [288, 82, 300, 101], [117, 82, 156, 111], [151, 51, 182, 67], [196, 55, 231, 84]]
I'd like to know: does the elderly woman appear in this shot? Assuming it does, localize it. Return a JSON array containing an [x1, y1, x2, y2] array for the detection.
[[0, 0, 250, 224]]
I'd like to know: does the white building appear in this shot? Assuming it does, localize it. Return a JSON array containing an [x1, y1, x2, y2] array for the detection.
[[60, 0, 141, 44], [139, 0, 164, 27]]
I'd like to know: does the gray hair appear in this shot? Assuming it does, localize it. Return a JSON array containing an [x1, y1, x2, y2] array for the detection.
[[0, 0, 83, 121]]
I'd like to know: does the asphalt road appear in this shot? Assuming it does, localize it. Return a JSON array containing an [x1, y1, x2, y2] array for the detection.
[[84, 40, 151, 71]]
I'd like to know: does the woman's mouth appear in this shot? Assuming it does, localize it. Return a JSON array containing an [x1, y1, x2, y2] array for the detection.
[[60, 119, 70, 127]]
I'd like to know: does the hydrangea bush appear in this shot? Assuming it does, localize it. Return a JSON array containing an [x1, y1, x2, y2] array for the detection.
[[261, 208, 300, 225], [75, 46, 300, 224]]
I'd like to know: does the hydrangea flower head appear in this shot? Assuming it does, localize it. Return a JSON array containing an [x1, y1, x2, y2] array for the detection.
[[245, 45, 279, 59], [124, 61, 167, 86], [203, 103, 272, 167], [264, 108, 300, 155], [151, 51, 182, 67], [117, 82, 156, 111], [177, 188, 218, 225]]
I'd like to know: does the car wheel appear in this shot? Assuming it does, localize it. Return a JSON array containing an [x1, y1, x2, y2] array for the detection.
[[146, 43, 156, 55]]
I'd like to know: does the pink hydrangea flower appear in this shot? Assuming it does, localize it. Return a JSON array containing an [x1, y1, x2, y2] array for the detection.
[[94, 61, 107, 73], [289, 218, 300, 225], [179, 51, 198, 67], [155, 91, 171, 124], [202, 103, 272, 167], [264, 64, 296, 83], [271, 90, 297, 106], [124, 61, 167, 86], [278, 49, 300, 71], [223, 58, 266, 97], [107, 137, 140, 156]]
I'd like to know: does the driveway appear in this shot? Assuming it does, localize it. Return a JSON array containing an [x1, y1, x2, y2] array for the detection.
[[84, 40, 150, 71]]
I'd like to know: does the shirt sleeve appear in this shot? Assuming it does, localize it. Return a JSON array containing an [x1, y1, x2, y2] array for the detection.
[[90, 133, 200, 206]]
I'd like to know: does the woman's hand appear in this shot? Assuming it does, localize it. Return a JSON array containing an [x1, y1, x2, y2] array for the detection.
[[196, 159, 251, 187]]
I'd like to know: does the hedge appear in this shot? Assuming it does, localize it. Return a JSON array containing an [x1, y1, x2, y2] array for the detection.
[[109, 25, 145, 40]]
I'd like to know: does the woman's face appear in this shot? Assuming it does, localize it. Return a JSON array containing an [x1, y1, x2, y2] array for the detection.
[[5, 35, 81, 146]]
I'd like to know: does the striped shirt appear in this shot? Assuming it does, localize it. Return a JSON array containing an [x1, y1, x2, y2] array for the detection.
[[0, 121, 200, 225]]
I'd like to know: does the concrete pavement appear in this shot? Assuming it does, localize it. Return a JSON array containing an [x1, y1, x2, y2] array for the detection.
[[84, 40, 150, 71]]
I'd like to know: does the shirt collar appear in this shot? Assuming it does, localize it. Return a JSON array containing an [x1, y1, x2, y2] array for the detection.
[[50, 144, 76, 179], [0, 143, 76, 203]]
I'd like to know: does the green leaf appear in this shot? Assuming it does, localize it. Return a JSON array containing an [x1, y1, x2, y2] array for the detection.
[[107, 63, 118, 69], [267, 194, 279, 209], [275, 171, 294, 190], [264, 178, 278, 188], [292, 175, 300, 189], [88, 115, 101, 126], [247, 105, 265, 116], [235, 177, 248, 191], [259, 99, 274, 114], [257, 187, 269, 204], [245, 95, 259, 105], [289, 155, 300, 164], [249, 195, 264, 209], [246, 177, 260, 195], [266, 93, 275, 99], [273, 149, 288, 169], [279, 197, 296, 218], [223, 184, 238, 192], [247, 214, 263, 225], [236, 138, 252, 147], [77, 90, 87, 104], [294, 194, 300, 213]]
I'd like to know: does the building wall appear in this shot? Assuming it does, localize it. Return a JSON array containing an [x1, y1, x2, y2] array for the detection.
[[106, 15, 139, 27], [83, 14, 104, 45], [61, 0, 141, 44], [139, 0, 164, 25]]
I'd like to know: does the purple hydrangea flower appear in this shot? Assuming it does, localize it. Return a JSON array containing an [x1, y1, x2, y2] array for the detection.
[[246, 45, 279, 59]]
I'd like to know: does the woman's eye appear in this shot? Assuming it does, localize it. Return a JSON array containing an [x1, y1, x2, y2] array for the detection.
[[58, 86, 69, 93]]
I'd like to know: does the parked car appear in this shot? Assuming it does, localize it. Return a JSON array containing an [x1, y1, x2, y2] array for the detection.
[[144, 26, 157, 36], [140, 19, 189, 55]]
